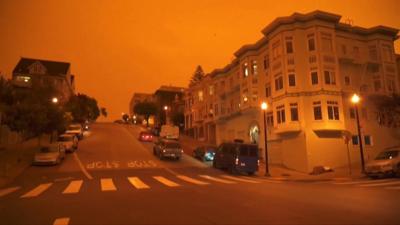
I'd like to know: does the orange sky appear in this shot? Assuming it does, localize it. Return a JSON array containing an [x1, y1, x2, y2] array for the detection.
[[1, 0, 399, 121]]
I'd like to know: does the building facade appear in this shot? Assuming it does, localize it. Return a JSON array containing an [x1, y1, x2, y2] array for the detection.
[[154, 85, 185, 127], [184, 11, 400, 172], [12, 57, 75, 103]]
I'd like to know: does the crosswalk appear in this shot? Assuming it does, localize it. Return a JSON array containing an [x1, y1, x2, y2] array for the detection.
[[0, 174, 263, 199], [331, 178, 400, 189]]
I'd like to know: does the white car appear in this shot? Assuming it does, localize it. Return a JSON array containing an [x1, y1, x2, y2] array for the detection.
[[33, 144, 66, 165], [66, 124, 84, 140], [57, 134, 78, 152], [365, 148, 400, 178]]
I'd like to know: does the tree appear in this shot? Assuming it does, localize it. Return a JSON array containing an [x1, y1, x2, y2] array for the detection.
[[100, 107, 108, 118], [133, 102, 158, 126], [369, 94, 400, 127], [65, 93, 101, 123], [189, 65, 205, 87]]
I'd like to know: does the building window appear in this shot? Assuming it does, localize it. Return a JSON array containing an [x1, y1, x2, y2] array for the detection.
[[251, 60, 258, 75], [374, 80, 381, 92], [364, 135, 372, 146], [352, 135, 359, 145], [285, 37, 294, 54], [272, 41, 281, 59], [290, 103, 299, 121], [324, 70, 336, 85], [198, 91, 204, 102], [313, 101, 322, 120], [369, 46, 378, 61], [265, 85, 271, 97], [263, 55, 269, 70], [344, 76, 351, 86], [327, 101, 339, 120], [214, 104, 219, 115], [353, 46, 359, 58], [387, 79, 396, 93], [349, 108, 355, 119], [382, 45, 393, 62], [311, 71, 318, 85], [341, 45, 347, 55], [243, 63, 249, 77], [209, 85, 214, 96], [321, 33, 333, 52], [288, 74, 296, 87], [266, 112, 274, 126], [276, 105, 286, 124], [308, 35, 315, 51], [275, 75, 284, 91]]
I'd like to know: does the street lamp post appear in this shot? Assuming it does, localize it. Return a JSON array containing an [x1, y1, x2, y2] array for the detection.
[[52, 97, 58, 104], [261, 102, 270, 177], [351, 94, 365, 173]]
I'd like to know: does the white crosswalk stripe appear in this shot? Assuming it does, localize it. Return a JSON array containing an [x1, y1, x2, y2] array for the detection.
[[100, 178, 117, 191], [0, 186, 20, 197], [153, 176, 180, 187], [220, 175, 260, 183], [63, 180, 83, 194], [199, 175, 236, 184], [128, 177, 150, 189], [21, 183, 52, 198], [359, 180, 400, 187], [176, 175, 209, 185]]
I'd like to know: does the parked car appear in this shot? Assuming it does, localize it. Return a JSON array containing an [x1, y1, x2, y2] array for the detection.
[[33, 144, 66, 166], [193, 145, 217, 161], [365, 148, 400, 178], [57, 134, 78, 152], [213, 142, 259, 175], [139, 131, 153, 142], [66, 123, 84, 140], [153, 138, 183, 160]]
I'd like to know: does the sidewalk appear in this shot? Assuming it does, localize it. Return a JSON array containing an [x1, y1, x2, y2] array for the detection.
[[178, 134, 366, 182]]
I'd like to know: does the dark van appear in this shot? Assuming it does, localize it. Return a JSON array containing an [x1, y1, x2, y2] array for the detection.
[[213, 142, 259, 175]]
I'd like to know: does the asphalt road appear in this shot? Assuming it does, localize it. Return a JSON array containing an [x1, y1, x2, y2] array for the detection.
[[1, 123, 399, 225]]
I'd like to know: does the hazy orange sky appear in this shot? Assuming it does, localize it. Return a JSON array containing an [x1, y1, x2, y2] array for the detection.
[[1, 0, 399, 121]]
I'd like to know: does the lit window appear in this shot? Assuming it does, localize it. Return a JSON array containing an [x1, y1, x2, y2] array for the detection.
[[198, 91, 203, 101], [288, 74, 296, 87], [327, 101, 339, 120], [276, 105, 286, 124], [313, 101, 322, 120], [290, 103, 299, 121], [243, 63, 249, 77], [251, 60, 258, 75], [209, 85, 214, 96], [311, 72, 318, 85]]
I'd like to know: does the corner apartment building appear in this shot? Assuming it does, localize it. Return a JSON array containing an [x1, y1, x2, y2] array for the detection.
[[12, 57, 75, 103], [184, 11, 400, 172]]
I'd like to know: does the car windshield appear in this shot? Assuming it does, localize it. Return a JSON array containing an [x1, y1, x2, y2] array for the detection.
[[58, 136, 73, 142], [165, 142, 181, 148], [375, 150, 399, 160], [239, 145, 258, 157], [40, 146, 59, 153]]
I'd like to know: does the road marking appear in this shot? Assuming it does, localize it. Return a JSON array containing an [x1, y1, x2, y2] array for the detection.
[[199, 175, 236, 184], [53, 217, 70, 225], [220, 175, 260, 183], [176, 175, 209, 185], [385, 186, 400, 190], [21, 183, 52, 198], [333, 178, 394, 185], [359, 181, 400, 187], [128, 177, 150, 189], [100, 178, 117, 191], [72, 152, 93, 180], [153, 176, 180, 187], [0, 186, 21, 197], [62, 180, 83, 194]]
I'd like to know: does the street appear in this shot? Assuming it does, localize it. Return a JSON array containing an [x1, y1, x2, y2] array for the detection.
[[0, 123, 399, 225]]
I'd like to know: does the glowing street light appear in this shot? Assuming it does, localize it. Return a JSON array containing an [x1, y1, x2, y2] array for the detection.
[[52, 97, 58, 104], [261, 102, 270, 176], [164, 105, 169, 125], [163, 106, 168, 111], [351, 93, 365, 173]]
